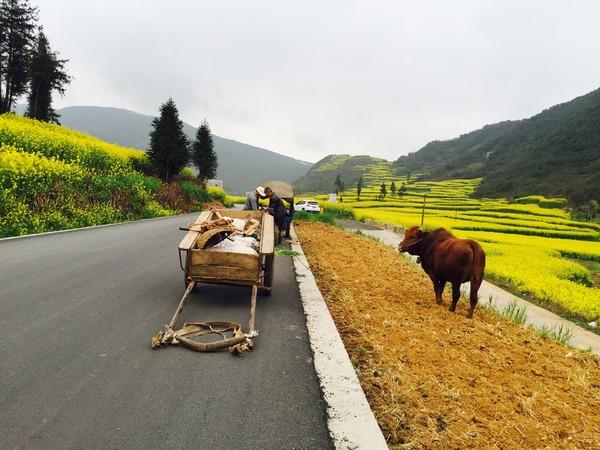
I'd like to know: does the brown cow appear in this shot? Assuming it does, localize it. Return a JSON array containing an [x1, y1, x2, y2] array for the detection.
[[399, 226, 486, 318]]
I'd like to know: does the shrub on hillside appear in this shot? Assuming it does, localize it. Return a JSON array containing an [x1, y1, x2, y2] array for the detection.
[[514, 195, 568, 209], [0, 145, 171, 237], [179, 167, 196, 180], [321, 201, 356, 220], [207, 186, 231, 207], [294, 211, 335, 225], [0, 116, 234, 238], [0, 113, 145, 173]]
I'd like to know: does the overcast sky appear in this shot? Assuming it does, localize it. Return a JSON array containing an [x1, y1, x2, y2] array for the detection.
[[35, 0, 600, 162]]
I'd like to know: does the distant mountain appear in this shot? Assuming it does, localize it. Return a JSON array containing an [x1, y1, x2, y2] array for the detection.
[[294, 154, 395, 193], [394, 87, 600, 204], [24, 105, 312, 194]]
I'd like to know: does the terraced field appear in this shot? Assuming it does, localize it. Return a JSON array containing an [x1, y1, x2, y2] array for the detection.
[[309, 163, 600, 322]]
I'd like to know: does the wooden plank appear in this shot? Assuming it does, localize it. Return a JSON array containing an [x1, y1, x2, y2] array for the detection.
[[178, 211, 213, 250], [248, 284, 258, 333], [190, 249, 259, 270], [189, 265, 259, 282], [260, 213, 274, 255], [188, 278, 256, 287], [215, 209, 263, 220]]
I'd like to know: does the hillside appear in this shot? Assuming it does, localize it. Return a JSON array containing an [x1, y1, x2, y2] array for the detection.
[[0, 114, 229, 237], [294, 154, 396, 193], [27, 106, 312, 194], [394, 87, 600, 204]]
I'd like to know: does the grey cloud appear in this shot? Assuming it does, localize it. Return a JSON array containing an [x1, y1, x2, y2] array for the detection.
[[35, 0, 600, 162]]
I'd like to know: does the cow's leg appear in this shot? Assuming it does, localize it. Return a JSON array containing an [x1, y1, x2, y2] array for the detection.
[[449, 282, 461, 312], [434, 279, 445, 305], [467, 281, 481, 319]]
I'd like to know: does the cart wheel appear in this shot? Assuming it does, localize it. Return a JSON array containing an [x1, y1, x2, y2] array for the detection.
[[183, 262, 194, 290], [259, 287, 272, 296], [262, 254, 274, 296]]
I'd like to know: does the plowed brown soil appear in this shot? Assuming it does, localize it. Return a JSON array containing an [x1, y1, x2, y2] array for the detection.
[[295, 222, 600, 449]]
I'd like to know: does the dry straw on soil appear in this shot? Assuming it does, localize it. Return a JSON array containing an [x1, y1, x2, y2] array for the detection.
[[295, 222, 600, 449]]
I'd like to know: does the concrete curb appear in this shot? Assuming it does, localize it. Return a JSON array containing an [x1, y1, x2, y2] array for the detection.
[[289, 225, 388, 450], [0, 212, 200, 243]]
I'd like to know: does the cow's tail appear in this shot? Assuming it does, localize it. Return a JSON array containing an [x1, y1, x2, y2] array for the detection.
[[470, 241, 486, 289], [468, 241, 486, 317]]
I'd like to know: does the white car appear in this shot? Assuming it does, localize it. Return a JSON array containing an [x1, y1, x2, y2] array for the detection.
[[295, 200, 321, 213]]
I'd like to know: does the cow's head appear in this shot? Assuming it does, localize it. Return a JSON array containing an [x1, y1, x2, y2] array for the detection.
[[399, 226, 425, 255]]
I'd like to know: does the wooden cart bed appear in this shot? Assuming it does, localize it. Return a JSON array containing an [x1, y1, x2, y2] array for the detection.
[[178, 209, 274, 287]]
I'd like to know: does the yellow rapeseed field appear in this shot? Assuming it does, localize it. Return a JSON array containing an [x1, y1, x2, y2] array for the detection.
[[309, 173, 600, 321]]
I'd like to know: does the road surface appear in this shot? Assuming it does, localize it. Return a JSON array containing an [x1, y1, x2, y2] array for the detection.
[[1, 215, 332, 450]]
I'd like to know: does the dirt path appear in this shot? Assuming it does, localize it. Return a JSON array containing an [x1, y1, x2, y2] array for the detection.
[[336, 219, 600, 355], [297, 221, 600, 448]]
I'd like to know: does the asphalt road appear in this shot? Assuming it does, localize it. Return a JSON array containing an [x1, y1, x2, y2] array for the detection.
[[0, 215, 332, 450]]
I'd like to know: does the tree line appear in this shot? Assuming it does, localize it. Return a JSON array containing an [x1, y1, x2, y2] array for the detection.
[[333, 173, 408, 202], [148, 98, 217, 184], [0, 0, 70, 122]]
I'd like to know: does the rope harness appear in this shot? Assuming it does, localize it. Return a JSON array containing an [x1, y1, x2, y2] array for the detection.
[[152, 321, 256, 353], [401, 237, 423, 250], [151, 281, 258, 354]]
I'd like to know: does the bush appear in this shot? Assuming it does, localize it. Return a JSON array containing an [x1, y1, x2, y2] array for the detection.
[[158, 183, 185, 211], [0, 113, 145, 173], [514, 195, 568, 209], [207, 186, 230, 206], [0, 115, 240, 238], [294, 211, 335, 225], [179, 167, 196, 180], [180, 181, 204, 202], [321, 201, 356, 219], [0, 145, 177, 237]]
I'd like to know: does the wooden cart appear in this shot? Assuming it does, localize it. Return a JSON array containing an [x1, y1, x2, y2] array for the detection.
[[151, 209, 275, 353]]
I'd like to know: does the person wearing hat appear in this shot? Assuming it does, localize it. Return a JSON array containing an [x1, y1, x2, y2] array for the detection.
[[243, 186, 265, 210], [264, 187, 287, 244]]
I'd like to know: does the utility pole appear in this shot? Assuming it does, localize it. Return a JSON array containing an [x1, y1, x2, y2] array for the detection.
[[421, 194, 427, 226]]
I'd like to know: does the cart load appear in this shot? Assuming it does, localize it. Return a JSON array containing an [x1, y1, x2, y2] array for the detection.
[[151, 208, 275, 353]]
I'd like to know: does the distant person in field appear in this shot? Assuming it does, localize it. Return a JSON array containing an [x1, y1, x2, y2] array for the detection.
[[244, 186, 266, 211], [264, 187, 286, 244]]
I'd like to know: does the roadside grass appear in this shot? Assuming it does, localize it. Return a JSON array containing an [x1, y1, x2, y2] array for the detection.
[[274, 248, 301, 257], [534, 324, 575, 346], [485, 296, 575, 345], [499, 299, 528, 326], [294, 211, 336, 225]]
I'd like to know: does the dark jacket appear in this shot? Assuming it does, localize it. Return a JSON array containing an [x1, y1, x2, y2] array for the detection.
[[268, 194, 287, 224]]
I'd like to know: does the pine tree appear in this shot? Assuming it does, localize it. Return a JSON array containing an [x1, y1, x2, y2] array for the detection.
[[380, 182, 387, 199], [25, 28, 70, 123], [390, 181, 396, 195], [148, 98, 190, 181], [191, 119, 217, 185], [334, 174, 344, 196], [356, 175, 363, 201], [398, 183, 406, 198], [0, 0, 37, 113]]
